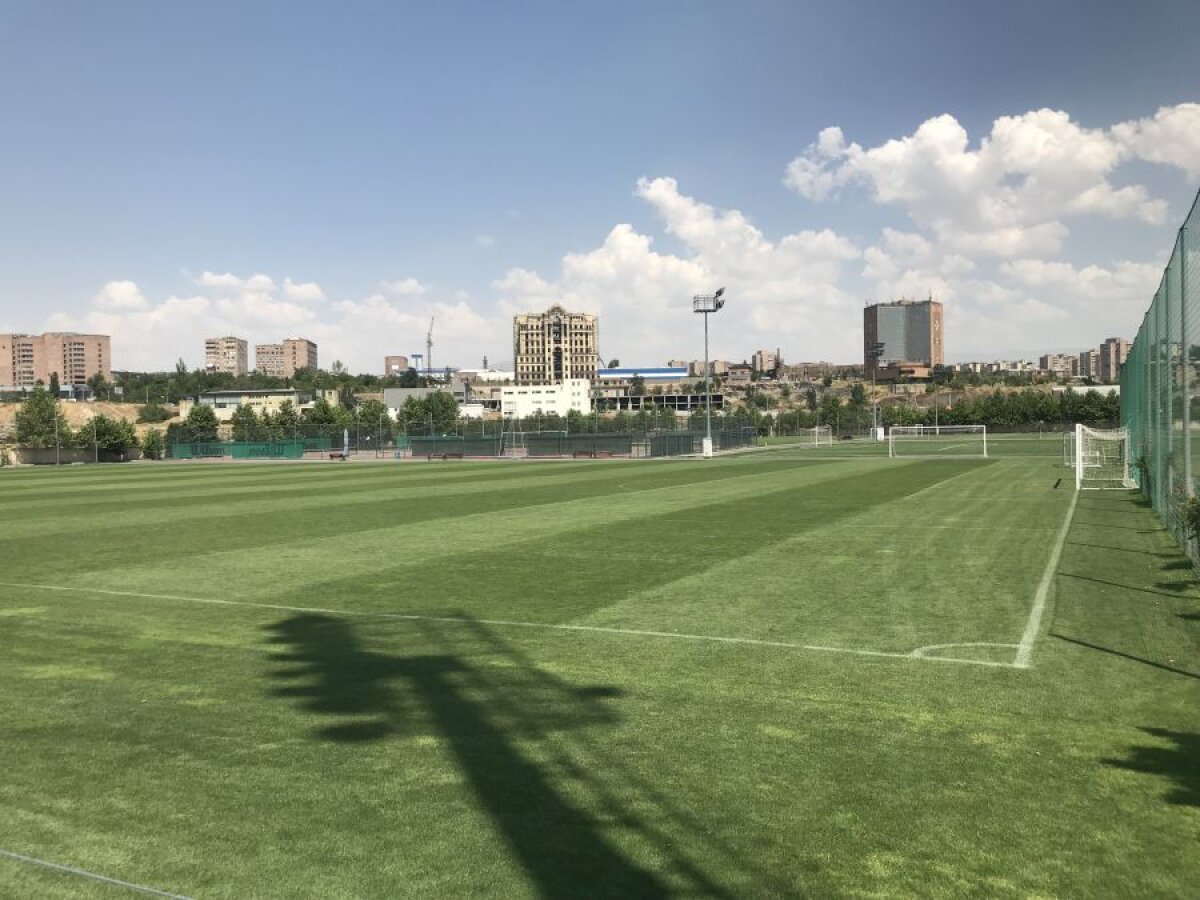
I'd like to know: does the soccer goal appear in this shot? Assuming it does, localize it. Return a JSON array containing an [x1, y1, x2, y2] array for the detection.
[[803, 425, 833, 448], [1074, 424, 1135, 490], [888, 424, 988, 458], [1063, 430, 1076, 468]]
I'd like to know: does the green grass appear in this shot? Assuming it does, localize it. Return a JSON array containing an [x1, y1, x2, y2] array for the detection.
[[1, 452, 1197, 898]]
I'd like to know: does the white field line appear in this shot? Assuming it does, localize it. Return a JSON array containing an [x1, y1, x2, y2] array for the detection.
[[0, 848, 193, 899], [1014, 487, 1079, 668], [0, 581, 1016, 669]]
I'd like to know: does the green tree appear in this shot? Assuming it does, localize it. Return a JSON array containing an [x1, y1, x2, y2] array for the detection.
[[141, 428, 165, 460], [607, 358, 620, 368], [629, 375, 646, 396], [425, 392, 460, 431], [86, 372, 109, 400], [849, 382, 867, 407], [184, 403, 220, 442], [81, 416, 138, 453], [822, 374, 833, 388], [48, 372, 60, 396], [229, 404, 263, 441], [137, 402, 171, 423], [805, 387, 819, 412], [14, 386, 71, 447]]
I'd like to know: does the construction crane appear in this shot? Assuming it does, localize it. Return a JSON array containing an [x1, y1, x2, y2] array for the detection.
[[426, 315, 435, 381]]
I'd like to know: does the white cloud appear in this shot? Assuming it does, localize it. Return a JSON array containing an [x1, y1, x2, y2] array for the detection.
[[1112, 102, 1200, 180], [380, 277, 427, 296], [93, 280, 148, 311], [784, 106, 1186, 257], [492, 177, 862, 362], [282, 278, 325, 302]]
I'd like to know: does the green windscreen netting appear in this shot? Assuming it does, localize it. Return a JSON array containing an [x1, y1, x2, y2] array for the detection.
[[1122, 190, 1200, 554]]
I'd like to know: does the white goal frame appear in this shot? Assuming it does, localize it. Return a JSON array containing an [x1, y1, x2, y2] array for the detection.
[[888, 424, 988, 459], [803, 425, 833, 447], [1074, 424, 1135, 490]]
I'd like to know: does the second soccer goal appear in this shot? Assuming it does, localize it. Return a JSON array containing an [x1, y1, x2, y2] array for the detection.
[[888, 425, 988, 458]]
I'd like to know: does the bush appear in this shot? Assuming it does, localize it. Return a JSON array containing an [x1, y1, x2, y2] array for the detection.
[[141, 428, 165, 460], [137, 403, 171, 423]]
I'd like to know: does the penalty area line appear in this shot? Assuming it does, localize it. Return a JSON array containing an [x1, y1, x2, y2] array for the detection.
[[1014, 487, 1079, 668], [0, 848, 193, 899], [0, 581, 1017, 669]]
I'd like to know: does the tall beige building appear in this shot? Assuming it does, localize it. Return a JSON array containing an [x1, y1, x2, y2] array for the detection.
[[0, 332, 111, 387], [1098, 337, 1130, 383], [513, 304, 598, 385], [256, 338, 318, 377], [205, 336, 248, 375]]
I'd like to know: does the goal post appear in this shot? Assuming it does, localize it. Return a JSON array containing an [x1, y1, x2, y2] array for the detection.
[[804, 425, 833, 448], [1074, 424, 1135, 490], [888, 424, 988, 459], [1063, 430, 1076, 468]]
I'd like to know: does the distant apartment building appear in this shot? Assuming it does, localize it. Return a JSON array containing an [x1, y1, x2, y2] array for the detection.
[[205, 336, 248, 375], [1078, 349, 1100, 380], [384, 355, 410, 377], [863, 298, 944, 378], [752, 349, 778, 374], [1098, 337, 1130, 383], [1039, 353, 1078, 378], [256, 338, 318, 377], [671, 359, 729, 377], [513, 305, 598, 385], [0, 332, 111, 387]]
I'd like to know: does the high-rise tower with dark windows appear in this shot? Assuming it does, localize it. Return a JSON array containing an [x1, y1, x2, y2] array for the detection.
[[863, 298, 944, 376]]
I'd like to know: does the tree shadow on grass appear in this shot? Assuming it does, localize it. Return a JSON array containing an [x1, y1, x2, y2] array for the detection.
[[264, 613, 739, 898], [1103, 728, 1200, 807], [1058, 571, 1199, 602], [1050, 633, 1200, 680]]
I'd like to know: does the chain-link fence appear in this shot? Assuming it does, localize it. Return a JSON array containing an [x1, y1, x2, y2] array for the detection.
[[169, 419, 760, 461], [1121, 190, 1200, 555]]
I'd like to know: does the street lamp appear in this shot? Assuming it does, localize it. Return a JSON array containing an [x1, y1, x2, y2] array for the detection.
[[693, 287, 727, 458], [867, 341, 885, 440]]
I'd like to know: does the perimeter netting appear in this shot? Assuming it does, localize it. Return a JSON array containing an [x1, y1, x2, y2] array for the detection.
[[888, 425, 988, 458], [1075, 424, 1135, 490]]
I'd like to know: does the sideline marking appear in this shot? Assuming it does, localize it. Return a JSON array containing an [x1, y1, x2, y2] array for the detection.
[[1014, 488, 1079, 668], [0, 581, 1016, 669], [0, 848, 193, 899]]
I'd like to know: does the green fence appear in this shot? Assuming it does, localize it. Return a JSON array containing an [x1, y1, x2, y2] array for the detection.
[[1121, 190, 1200, 555], [171, 441, 306, 459]]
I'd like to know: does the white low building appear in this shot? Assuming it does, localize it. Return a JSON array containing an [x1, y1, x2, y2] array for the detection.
[[500, 379, 592, 418]]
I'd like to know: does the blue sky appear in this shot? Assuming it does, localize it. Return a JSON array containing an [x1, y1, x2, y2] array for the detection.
[[1, 0, 1197, 372]]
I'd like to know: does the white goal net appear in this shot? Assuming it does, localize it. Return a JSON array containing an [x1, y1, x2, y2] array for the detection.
[[1074, 424, 1135, 490], [888, 424, 988, 458], [803, 426, 833, 447], [1063, 431, 1076, 468]]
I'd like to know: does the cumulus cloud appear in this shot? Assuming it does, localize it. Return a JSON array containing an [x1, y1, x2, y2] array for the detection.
[[283, 278, 325, 302], [492, 177, 862, 362], [380, 277, 427, 296], [1112, 102, 1200, 180], [784, 106, 1189, 257], [93, 280, 148, 311]]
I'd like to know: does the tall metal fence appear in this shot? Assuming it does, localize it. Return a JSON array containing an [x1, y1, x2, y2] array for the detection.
[[1121, 190, 1200, 552]]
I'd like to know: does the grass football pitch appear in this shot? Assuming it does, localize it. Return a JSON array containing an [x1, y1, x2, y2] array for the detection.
[[1, 442, 1198, 897]]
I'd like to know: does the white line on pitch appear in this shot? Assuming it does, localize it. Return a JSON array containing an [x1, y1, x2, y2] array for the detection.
[[0, 581, 1016, 669], [1014, 488, 1079, 668], [0, 848, 193, 899]]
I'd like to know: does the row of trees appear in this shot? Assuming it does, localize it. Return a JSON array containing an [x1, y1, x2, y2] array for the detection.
[[114, 361, 433, 407], [11, 387, 150, 454]]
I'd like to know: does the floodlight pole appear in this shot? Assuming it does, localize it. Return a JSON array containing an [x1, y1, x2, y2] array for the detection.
[[693, 288, 727, 458]]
